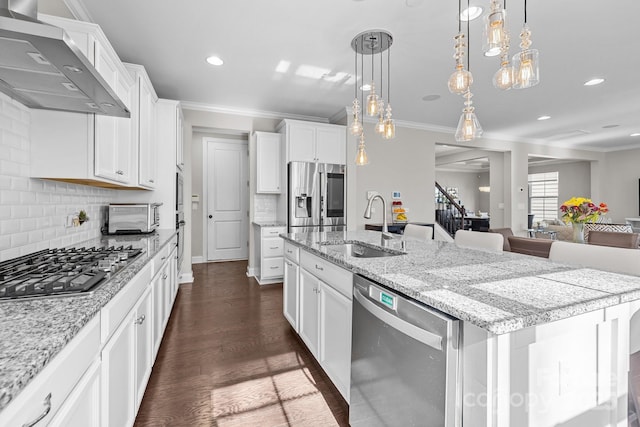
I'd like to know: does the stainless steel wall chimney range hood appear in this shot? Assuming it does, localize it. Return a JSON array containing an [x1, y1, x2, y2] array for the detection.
[[0, 0, 130, 117]]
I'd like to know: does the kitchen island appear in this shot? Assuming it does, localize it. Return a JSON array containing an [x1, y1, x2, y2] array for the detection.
[[281, 230, 640, 426], [0, 230, 178, 425]]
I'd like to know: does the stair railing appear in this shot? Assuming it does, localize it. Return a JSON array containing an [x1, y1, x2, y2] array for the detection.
[[435, 182, 466, 237]]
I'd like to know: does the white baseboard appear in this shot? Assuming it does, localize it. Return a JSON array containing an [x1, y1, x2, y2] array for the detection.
[[179, 270, 194, 283], [255, 277, 283, 285], [246, 266, 256, 277], [192, 256, 204, 264]]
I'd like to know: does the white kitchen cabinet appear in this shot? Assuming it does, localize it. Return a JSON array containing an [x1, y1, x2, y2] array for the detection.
[[0, 316, 100, 427], [283, 242, 300, 331], [49, 359, 101, 427], [126, 63, 158, 189], [296, 249, 353, 401], [318, 281, 352, 400], [101, 303, 136, 427], [254, 226, 286, 284], [255, 131, 282, 193], [278, 119, 346, 164], [134, 287, 153, 412], [299, 267, 321, 357], [31, 15, 137, 188]]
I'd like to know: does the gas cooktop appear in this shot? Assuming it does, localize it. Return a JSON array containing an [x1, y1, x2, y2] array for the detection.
[[0, 245, 143, 301]]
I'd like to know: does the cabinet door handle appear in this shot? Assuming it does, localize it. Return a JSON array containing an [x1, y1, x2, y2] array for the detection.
[[149, 179, 155, 183], [162, 274, 168, 280], [315, 264, 324, 271], [161, 256, 167, 260], [23, 393, 52, 427], [286, 249, 293, 254], [270, 266, 279, 269], [116, 170, 124, 175], [285, 260, 292, 267], [269, 246, 279, 249], [135, 315, 146, 325]]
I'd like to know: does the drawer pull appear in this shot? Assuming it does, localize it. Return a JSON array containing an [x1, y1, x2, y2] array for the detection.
[[161, 256, 167, 261], [315, 264, 324, 271], [23, 393, 52, 427], [269, 246, 279, 250], [287, 249, 293, 253], [270, 266, 279, 269], [149, 179, 155, 183], [285, 260, 292, 266], [116, 170, 124, 175], [135, 315, 146, 325], [162, 274, 168, 280]]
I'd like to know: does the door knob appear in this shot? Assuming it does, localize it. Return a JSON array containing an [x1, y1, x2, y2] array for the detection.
[[209, 215, 213, 219]]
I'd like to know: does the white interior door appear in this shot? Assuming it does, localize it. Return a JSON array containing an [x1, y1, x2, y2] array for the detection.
[[206, 139, 249, 261]]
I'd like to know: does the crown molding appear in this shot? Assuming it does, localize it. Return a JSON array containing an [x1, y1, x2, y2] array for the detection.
[[64, 0, 94, 22], [179, 101, 329, 123]]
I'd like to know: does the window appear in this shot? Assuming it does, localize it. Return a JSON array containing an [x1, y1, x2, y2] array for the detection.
[[528, 172, 559, 221]]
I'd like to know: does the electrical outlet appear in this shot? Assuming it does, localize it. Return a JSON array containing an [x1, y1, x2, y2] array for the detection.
[[65, 215, 74, 228]]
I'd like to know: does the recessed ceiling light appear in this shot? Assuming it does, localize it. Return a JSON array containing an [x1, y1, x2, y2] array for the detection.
[[584, 78, 605, 86], [422, 94, 441, 101], [206, 56, 224, 66], [537, 115, 551, 121], [631, 133, 640, 137], [460, 6, 483, 21], [602, 124, 619, 129], [275, 60, 290, 73]]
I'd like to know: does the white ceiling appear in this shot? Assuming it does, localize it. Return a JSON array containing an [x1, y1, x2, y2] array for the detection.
[[58, 0, 640, 152]]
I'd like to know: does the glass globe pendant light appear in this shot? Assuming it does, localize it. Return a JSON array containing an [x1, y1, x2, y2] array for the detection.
[[349, 42, 363, 136], [355, 133, 369, 165], [382, 44, 395, 140], [374, 51, 385, 134], [483, 0, 506, 57], [448, 0, 472, 94], [447, 33, 472, 94], [493, 31, 514, 90], [455, 91, 483, 142], [512, 0, 539, 89]]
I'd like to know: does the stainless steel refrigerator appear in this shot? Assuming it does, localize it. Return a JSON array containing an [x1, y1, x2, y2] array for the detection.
[[288, 161, 346, 233]]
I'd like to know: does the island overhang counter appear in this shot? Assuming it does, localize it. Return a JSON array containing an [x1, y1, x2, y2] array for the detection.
[[281, 230, 640, 427]]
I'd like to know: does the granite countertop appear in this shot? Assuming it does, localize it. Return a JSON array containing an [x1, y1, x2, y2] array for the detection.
[[0, 229, 177, 411], [252, 221, 287, 227], [281, 230, 640, 335]]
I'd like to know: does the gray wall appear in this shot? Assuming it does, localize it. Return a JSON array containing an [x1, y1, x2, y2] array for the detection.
[[435, 171, 483, 214], [603, 148, 640, 223]]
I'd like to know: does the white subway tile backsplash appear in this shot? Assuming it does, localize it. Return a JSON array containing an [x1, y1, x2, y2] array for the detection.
[[0, 93, 119, 262]]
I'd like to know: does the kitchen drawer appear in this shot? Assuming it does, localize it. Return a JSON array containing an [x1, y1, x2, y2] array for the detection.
[[263, 237, 284, 258], [150, 242, 171, 277], [284, 241, 299, 263], [262, 257, 284, 279], [0, 316, 100, 427], [261, 226, 286, 238], [101, 262, 152, 343], [300, 250, 352, 299]]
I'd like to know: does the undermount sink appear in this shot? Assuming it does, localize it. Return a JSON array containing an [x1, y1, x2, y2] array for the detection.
[[320, 241, 405, 258]]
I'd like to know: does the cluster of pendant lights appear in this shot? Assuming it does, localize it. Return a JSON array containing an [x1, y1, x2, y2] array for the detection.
[[448, 0, 540, 142], [350, 31, 395, 166]]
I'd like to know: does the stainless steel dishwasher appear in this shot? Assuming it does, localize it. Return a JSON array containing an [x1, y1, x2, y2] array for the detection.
[[350, 275, 461, 427]]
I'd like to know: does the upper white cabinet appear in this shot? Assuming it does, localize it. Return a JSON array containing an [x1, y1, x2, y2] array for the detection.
[[31, 15, 137, 188], [254, 131, 282, 193], [125, 63, 158, 189], [278, 119, 346, 164]]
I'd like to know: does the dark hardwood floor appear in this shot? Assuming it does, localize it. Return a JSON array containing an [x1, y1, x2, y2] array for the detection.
[[134, 261, 349, 427]]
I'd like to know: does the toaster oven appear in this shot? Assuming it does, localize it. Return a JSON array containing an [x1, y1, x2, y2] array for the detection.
[[107, 203, 161, 234]]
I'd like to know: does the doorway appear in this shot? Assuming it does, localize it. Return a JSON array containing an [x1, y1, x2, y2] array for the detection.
[[204, 138, 249, 261]]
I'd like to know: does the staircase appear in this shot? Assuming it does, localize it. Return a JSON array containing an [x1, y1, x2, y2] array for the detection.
[[435, 182, 466, 238]]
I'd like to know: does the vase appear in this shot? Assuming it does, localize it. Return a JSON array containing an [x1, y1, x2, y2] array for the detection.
[[572, 222, 585, 243]]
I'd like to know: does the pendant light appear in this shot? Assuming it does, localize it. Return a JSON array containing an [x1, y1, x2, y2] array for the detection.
[[375, 49, 385, 134], [512, 0, 539, 89], [454, 0, 482, 142], [455, 91, 483, 141], [349, 42, 363, 136], [354, 36, 368, 166], [350, 29, 395, 164], [483, 0, 506, 57], [448, 0, 472, 94], [493, 0, 514, 91], [382, 44, 395, 140]]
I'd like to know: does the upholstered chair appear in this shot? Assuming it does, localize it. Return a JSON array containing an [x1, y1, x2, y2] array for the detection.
[[403, 224, 433, 241], [488, 228, 514, 251], [507, 236, 553, 258], [454, 230, 503, 252]]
